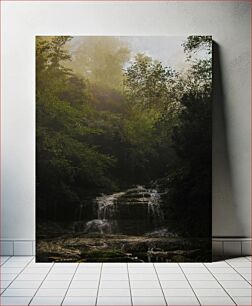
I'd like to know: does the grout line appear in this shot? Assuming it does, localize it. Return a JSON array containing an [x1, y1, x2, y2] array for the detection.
[[153, 263, 168, 306], [28, 258, 55, 305], [0, 255, 34, 301], [225, 260, 252, 286], [61, 262, 79, 305], [178, 263, 202, 306], [243, 256, 251, 262], [0, 255, 12, 266], [126, 263, 133, 306], [95, 262, 103, 306], [203, 263, 238, 306]]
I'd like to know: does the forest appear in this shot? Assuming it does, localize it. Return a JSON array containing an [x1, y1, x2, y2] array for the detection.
[[36, 36, 212, 262]]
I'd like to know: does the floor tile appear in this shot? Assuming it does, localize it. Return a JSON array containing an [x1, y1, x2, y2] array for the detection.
[[0, 280, 12, 288], [40, 280, 71, 288], [165, 296, 200, 305], [1, 267, 23, 274], [16, 273, 46, 281], [8, 280, 42, 289], [1, 255, 251, 306], [0, 296, 32, 305], [46, 273, 73, 281], [241, 273, 252, 283], [194, 288, 228, 296], [163, 288, 195, 296], [226, 257, 250, 263], [208, 267, 236, 274], [228, 261, 252, 268], [76, 265, 101, 270], [79, 263, 102, 267], [154, 263, 179, 267], [101, 274, 128, 281], [219, 280, 252, 288], [155, 267, 182, 273], [182, 267, 209, 274], [214, 273, 244, 281], [8, 256, 33, 262], [160, 280, 190, 288], [130, 280, 160, 288], [98, 288, 130, 296], [189, 280, 221, 288], [97, 296, 131, 305], [128, 263, 153, 268], [3, 261, 28, 268], [99, 281, 129, 288], [53, 263, 78, 268], [27, 263, 53, 268], [30, 296, 64, 305], [128, 267, 155, 273], [102, 267, 128, 273], [131, 288, 163, 296], [0, 256, 10, 264], [35, 287, 67, 296], [70, 280, 99, 288], [225, 288, 252, 296], [23, 267, 50, 274], [129, 273, 158, 281], [1, 274, 17, 281], [186, 273, 215, 281], [132, 296, 166, 305], [67, 288, 98, 296], [62, 296, 96, 305], [232, 296, 252, 305], [50, 267, 77, 274], [180, 263, 205, 267], [198, 296, 236, 305], [158, 273, 186, 281], [74, 274, 100, 281], [205, 261, 230, 267], [235, 267, 252, 274], [2, 288, 37, 296]]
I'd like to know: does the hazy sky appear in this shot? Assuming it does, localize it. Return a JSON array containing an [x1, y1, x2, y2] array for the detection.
[[71, 36, 189, 72], [120, 36, 189, 71]]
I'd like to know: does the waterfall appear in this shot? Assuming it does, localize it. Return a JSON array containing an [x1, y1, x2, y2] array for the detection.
[[96, 192, 125, 220], [77, 185, 164, 235], [146, 189, 163, 220]]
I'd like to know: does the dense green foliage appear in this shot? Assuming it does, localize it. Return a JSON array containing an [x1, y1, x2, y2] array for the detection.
[[36, 36, 212, 236]]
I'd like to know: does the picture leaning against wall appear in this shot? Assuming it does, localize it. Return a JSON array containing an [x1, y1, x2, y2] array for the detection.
[[36, 36, 212, 262]]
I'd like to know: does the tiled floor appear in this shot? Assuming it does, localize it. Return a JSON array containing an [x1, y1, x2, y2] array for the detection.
[[0, 256, 251, 305]]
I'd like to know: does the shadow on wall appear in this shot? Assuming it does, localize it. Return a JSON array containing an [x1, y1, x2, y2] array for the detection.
[[212, 42, 244, 237]]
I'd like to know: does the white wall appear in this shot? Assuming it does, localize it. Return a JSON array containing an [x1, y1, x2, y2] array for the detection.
[[1, 1, 250, 240]]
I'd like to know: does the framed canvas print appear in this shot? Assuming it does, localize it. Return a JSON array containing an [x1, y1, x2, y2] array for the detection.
[[36, 36, 212, 262]]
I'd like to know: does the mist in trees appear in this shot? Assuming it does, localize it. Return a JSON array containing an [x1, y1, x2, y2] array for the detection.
[[36, 36, 212, 239]]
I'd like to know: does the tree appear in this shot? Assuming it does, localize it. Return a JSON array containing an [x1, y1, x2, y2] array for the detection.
[[164, 36, 212, 237], [68, 37, 130, 90], [36, 36, 116, 221]]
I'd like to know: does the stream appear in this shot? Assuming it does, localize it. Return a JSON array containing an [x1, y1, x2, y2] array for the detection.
[[36, 185, 212, 262], [74, 185, 165, 235]]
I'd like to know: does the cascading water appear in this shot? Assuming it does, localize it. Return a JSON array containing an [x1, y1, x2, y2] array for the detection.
[[146, 188, 163, 222], [74, 185, 164, 234], [96, 192, 125, 220]]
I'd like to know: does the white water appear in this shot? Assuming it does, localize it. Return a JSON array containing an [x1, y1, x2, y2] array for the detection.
[[79, 185, 163, 234], [96, 191, 125, 220]]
